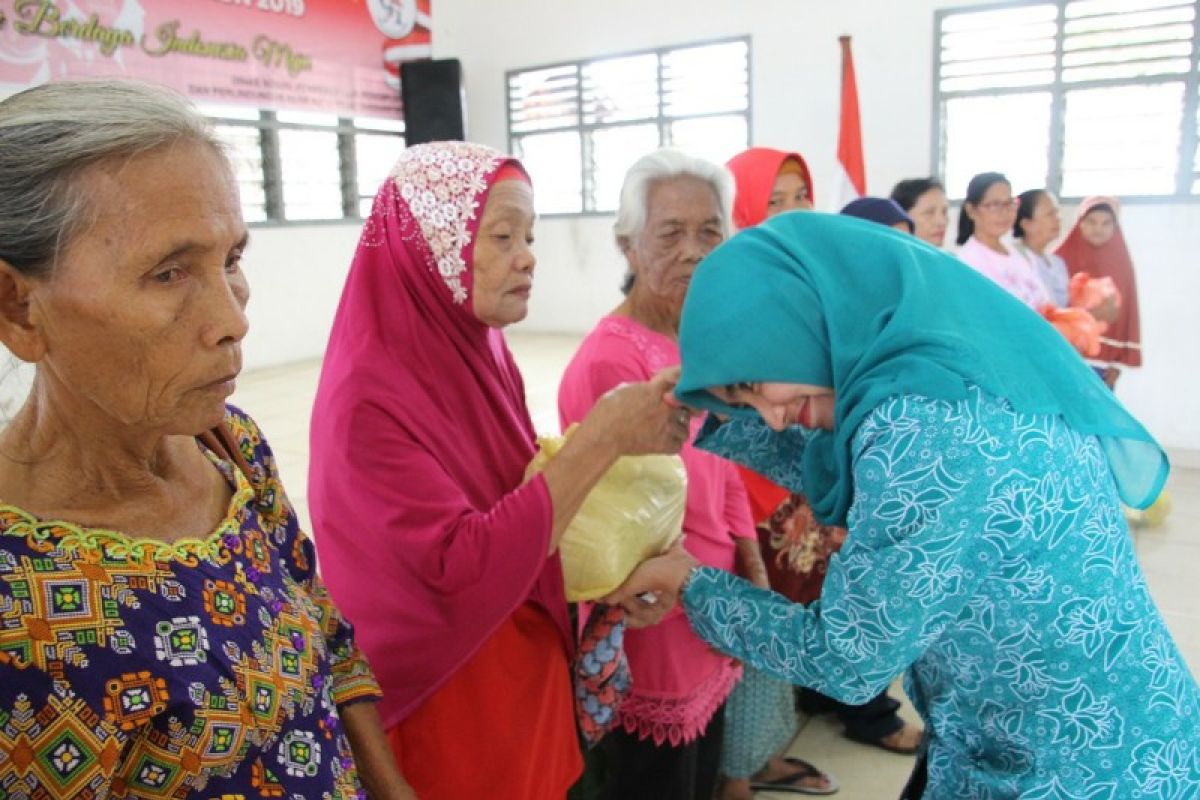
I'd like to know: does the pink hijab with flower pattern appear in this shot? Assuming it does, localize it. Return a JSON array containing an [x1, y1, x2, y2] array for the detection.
[[308, 142, 571, 727]]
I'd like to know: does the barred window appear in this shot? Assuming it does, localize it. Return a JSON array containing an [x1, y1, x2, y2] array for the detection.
[[507, 38, 752, 215], [934, 0, 1200, 200], [201, 105, 405, 225]]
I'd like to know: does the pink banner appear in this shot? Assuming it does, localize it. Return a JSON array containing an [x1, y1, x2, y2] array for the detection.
[[0, 0, 433, 117]]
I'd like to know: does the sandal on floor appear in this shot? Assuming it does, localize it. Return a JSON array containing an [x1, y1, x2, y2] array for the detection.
[[844, 726, 923, 756], [748, 757, 839, 795]]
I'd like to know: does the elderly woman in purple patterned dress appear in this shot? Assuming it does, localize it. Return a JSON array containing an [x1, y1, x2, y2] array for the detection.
[[0, 80, 414, 799]]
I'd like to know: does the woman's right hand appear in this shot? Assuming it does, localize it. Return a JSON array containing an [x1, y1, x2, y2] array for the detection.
[[580, 367, 693, 456]]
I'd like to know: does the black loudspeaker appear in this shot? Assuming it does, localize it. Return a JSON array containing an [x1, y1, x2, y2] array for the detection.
[[400, 58, 466, 144]]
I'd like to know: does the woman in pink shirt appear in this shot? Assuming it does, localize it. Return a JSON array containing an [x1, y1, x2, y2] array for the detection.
[[559, 149, 763, 800], [956, 172, 1049, 309]]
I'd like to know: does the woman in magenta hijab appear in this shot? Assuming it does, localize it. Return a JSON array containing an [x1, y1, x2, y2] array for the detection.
[[308, 141, 689, 800]]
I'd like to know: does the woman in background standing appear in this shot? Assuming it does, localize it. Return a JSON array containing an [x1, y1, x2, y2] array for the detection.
[[890, 177, 949, 248], [726, 147, 815, 226], [1013, 189, 1069, 307], [956, 172, 1049, 310], [560, 149, 759, 800], [1056, 197, 1142, 389]]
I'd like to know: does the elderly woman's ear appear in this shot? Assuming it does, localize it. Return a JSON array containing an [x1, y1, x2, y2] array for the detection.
[[0, 261, 45, 363]]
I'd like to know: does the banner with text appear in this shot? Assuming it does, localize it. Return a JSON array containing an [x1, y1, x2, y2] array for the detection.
[[0, 0, 433, 117]]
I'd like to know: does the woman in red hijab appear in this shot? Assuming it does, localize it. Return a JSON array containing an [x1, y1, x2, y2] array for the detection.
[[1056, 196, 1142, 389], [723, 147, 924, 765], [726, 147, 814, 227], [308, 142, 689, 800]]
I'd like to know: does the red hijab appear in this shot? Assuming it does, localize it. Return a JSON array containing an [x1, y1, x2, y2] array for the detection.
[[1056, 196, 1142, 367], [308, 142, 570, 727], [726, 147, 815, 229]]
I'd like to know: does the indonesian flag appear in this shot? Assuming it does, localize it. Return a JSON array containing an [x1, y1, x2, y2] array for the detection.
[[834, 35, 866, 209]]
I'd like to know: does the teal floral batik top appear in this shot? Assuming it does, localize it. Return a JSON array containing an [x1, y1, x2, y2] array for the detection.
[[683, 386, 1200, 799]]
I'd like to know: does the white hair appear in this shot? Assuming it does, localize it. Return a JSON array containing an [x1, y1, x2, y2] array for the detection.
[[0, 79, 224, 277], [613, 147, 735, 254]]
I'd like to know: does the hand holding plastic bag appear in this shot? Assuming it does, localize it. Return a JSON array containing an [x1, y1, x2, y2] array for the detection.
[[1040, 305, 1105, 357], [1068, 272, 1121, 324], [526, 424, 687, 601]]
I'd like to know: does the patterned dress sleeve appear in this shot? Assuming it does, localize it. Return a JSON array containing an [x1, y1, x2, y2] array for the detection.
[[293, 533, 383, 708], [693, 414, 814, 495], [224, 406, 382, 709], [681, 395, 996, 705]]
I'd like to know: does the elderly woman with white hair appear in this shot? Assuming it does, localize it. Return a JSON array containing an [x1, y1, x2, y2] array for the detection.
[[0, 80, 414, 798], [558, 149, 767, 800]]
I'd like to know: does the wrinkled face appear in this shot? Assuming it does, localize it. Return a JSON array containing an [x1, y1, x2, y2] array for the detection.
[[625, 175, 724, 319], [21, 142, 249, 435], [908, 187, 948, 247], [766, 169, 812, 217], [709, 382, 836, 432], [1021, 192, 1062, 249], [471, 179, 536, 328], [1079, 207, 1116, 248], [966, 181, 1017, 241]]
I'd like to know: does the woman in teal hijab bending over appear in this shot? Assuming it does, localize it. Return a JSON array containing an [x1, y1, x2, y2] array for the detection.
[[606, 213, 1199, 798]]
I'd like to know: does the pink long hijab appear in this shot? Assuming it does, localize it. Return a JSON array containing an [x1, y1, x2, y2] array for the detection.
[[308, 142, 571, 728]]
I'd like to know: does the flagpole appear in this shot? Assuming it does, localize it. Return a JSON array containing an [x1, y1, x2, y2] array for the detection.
[[836, 34, 867, 210]]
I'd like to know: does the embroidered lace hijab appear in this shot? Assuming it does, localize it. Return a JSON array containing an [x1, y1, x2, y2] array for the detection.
[[309, 142, 573, 727]]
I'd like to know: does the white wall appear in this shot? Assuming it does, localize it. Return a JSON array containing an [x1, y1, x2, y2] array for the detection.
[[237, 225, 359, 371], [433, 0, 1200, 460]]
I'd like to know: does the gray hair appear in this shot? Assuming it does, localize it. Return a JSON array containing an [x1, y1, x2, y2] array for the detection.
[[0, 79, 224, 277], [613, 148, 734, 293], [613, 147, 735, 254]]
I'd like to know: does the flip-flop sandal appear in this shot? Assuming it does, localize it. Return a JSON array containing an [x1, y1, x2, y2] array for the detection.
[[748, 757, 839, 795]]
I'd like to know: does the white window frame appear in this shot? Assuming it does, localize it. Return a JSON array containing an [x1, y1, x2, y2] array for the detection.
[[505, 36, 754, 216], [932, 0, 1200, 202], [205, 110, 405, 226]]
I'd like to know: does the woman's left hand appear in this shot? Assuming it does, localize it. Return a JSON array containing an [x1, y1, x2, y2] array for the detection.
[[604, 543, 698, 625]]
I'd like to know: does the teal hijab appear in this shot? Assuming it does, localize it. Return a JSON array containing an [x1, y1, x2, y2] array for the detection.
[[676, 212, 1167, 526]]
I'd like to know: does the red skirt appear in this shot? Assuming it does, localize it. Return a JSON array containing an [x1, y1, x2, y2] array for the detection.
[[387, 602, 582, 799]]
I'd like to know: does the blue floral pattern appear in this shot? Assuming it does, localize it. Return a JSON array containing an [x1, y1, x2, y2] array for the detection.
[[684, 386, 1200, 797]]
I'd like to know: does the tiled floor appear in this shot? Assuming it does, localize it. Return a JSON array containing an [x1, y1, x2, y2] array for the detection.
[[232, 330, 1199, 800]]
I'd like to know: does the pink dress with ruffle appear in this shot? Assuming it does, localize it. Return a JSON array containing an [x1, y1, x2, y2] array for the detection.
[[558, 315, 752, 745]]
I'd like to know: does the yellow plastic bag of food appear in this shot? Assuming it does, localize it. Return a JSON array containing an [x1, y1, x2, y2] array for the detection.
[[526, 425, 687, 601]]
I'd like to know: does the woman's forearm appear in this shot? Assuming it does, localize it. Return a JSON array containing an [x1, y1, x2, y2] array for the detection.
[[735, 536, 771, 589], [540, 421, 620, 550], [340, 701, 418, 800]]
